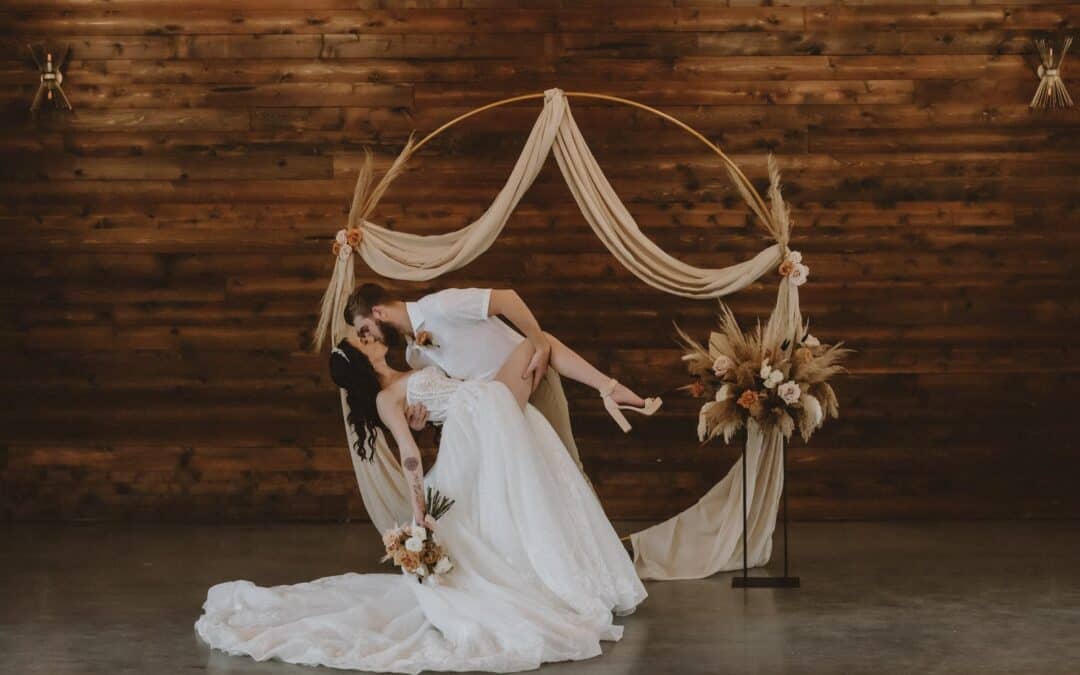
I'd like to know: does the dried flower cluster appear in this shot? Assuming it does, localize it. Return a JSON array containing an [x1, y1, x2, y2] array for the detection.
[[777, 250, 809, 286], [381, 523, 453, 582], [332, 227, 363, 261], [677, 304, 849, 444]]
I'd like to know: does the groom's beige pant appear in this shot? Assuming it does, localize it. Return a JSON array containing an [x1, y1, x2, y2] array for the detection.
[[528, 369, 595, 493]]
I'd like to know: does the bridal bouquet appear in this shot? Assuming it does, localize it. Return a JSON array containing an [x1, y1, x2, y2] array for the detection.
[[381, 488, 456, 582], [677, 304, 849, 444]]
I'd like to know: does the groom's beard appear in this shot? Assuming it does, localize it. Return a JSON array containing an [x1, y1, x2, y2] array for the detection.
[[378, 320, 404, 349]]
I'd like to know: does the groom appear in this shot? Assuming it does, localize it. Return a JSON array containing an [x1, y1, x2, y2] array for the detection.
[[343, 283, 590, 484]]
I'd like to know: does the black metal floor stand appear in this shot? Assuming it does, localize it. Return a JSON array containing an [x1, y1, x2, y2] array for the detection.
[[733, 440, 801, 588]]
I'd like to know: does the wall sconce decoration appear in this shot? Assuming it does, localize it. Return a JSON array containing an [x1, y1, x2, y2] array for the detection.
[[1030, 36, 1073, 110], [28, 44, 73, 114]]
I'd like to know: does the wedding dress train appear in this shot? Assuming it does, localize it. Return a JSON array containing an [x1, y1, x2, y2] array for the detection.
[[195, 366, 647, 673]]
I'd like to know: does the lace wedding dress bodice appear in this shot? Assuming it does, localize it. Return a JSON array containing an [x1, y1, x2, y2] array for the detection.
[[405, 366, 461, 424]]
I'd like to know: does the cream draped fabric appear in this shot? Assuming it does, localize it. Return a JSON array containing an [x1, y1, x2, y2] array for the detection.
[[631, 279, 800, 579], [357, 92, 565, 281], [328, 87, 801, 580], [632, 421, 785, 579]]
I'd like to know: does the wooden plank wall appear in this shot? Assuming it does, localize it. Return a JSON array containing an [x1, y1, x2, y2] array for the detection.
[[1, 1, 1077, 522]]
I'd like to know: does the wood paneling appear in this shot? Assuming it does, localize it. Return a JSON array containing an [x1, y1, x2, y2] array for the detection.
[[1, 0, 1078, 522]]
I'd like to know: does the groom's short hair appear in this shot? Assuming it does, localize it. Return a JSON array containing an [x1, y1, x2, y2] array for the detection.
[[344, 283, 396, 325]]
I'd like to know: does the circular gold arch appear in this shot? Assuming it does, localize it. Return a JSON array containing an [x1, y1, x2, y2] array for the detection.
[[406, 91, 772, 224], [384, 91, 790, 544]]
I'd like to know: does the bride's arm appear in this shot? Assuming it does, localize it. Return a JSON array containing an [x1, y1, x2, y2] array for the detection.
[[376, 389, 427, 525]]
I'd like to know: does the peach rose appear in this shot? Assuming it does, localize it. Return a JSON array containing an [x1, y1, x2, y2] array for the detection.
[[689, 381, 706, 398], [737, 389, 759, 410], [398, 550, 421, 571], [793, 347, 814, 365], [346, 228, 363, 248], [778, 260, 795, 277]]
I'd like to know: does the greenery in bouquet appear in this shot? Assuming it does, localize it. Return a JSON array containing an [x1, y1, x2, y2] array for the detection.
[[677, 303, 850, 444]]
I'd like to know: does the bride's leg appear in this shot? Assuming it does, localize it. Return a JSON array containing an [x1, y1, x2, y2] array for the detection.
[[494, 339, 536, 410], [544, 332, 647, 408]]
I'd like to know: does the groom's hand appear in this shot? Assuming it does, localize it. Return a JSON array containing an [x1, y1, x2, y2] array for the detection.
[[406, 403, 429, 431], [523, 335, 552, 391]]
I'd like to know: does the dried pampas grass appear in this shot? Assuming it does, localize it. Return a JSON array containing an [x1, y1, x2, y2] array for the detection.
[[312, 133, 418, 351]]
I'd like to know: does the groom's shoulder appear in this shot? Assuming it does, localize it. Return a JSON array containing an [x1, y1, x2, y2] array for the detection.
[[422, 287, 491, 319]]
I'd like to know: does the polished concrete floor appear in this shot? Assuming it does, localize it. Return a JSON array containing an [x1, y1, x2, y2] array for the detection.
[[1, 521, 1078, 674]]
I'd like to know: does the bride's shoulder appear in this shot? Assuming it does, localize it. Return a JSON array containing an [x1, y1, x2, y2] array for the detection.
[[376, 376, 409, 409]]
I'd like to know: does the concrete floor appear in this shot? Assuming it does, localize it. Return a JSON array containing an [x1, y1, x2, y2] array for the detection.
[[1, 521, 1078, 674]]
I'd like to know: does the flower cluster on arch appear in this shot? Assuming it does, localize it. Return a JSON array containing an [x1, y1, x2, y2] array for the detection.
[[332, 227, 363, 261]]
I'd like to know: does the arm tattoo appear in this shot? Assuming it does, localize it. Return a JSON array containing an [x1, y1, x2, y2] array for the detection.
[[403, 455, 425, 518]]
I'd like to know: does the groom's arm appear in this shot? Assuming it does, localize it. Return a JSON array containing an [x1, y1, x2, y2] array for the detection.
[[487, 289, 552, 390]]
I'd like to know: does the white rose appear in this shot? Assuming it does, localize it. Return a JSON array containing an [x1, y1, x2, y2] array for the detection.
[[434, 557, 453, 574], [409, 524, 427, 541], [778, 380, 802, 405], [787, 250, 802, 264], [404, 536, 423, 552], [715, 384, 731, 402], [337, 243, 353, 261], [712, 355, 734, 376], [764, 370, 784, 389], [803, 334, 820, 348], [789, 263, 809, 286], [759, 360, 772, 379], [335, 229, 348, 245]]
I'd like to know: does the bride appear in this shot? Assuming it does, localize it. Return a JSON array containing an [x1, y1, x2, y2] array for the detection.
[[194, 325, 661, 673]]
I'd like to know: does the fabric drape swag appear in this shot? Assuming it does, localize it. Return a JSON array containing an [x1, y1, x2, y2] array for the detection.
[[317, 87, 803, 580]]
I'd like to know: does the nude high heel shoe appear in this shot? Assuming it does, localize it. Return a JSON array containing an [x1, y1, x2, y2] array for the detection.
[[599, 378, 663, 433]]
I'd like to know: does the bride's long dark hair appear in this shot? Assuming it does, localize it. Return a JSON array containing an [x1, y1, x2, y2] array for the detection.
[[329, 338, 388, 461]]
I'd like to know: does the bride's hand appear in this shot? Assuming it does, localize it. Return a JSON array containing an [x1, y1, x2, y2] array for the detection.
[[523, 334, 552, 391]]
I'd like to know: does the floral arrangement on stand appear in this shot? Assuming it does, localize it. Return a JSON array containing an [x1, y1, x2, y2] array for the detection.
[[677, 300, 850, 445], [381, 488, 456, 583]]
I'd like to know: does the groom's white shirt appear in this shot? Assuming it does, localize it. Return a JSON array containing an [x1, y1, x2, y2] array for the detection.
[[404, 288, 524, 383]]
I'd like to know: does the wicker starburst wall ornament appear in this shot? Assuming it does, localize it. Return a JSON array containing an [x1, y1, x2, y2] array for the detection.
[[1030, 37, 1073, 110], [27, 44, 73, 114]]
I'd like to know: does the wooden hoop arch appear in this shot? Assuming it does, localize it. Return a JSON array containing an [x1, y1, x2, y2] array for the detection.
[[405, 91, 773, 227]]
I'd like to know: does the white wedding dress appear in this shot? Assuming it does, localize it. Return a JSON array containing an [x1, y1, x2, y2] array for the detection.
[[195, 366, 647, 673]]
